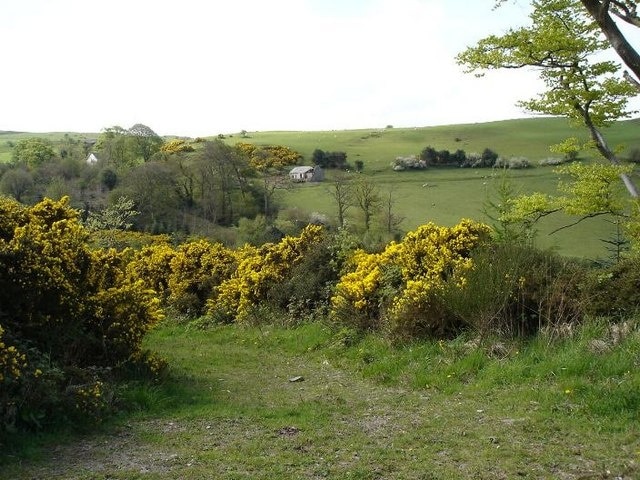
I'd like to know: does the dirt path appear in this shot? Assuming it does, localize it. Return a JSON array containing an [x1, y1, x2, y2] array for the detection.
[[2, 327, 636, 479]]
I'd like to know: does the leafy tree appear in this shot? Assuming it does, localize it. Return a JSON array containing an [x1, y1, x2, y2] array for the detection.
[[101, 168, 118, 191], [95, 126, 137, 169], [458, 0, 639, 197], [0, 168, 33, 202], [312, 148, 326, 167], [436, 149, 452, 166], [196, 140, 252, 226], [419, 146, 438, 166], [118, 161, 181, 232], [128, 123, 163, 162], [12, 137, 56, 168], [481, 148, 499, 168], [325, 151, 348, 169], [85, 196, 139, 231], [311, 149, 349, 169], [451, 149, 467, 165]]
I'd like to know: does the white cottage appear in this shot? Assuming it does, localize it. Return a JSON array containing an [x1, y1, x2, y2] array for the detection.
[[289, 166, 323, 183], [86, 153, 99, 165]]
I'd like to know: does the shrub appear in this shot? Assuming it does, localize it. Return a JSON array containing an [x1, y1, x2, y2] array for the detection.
[[207, 224, 325, 323], [0, 197, 165, 433], [494, 156, 531, 169], [582, 256, 640, 319], [167, 240, 237, 316], [392, 155, 426, 170], [443, 244, 587, 337], [330, 220, 491, 340], [538, 156, 568, 166]]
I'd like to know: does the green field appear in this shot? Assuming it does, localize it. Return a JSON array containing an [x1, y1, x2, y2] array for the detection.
[[2, 118, 639, 259], [232, 118, 640, 259]]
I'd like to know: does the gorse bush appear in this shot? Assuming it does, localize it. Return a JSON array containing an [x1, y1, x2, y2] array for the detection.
[[167, 240, 237, 316], [330, 220, 492, 339], [0, 196, 164, 433], [445, 244, 587, 337], [207, 224, 325, 323]]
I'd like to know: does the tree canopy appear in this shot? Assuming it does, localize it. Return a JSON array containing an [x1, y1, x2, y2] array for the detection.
[[458, 0, 639, 197]]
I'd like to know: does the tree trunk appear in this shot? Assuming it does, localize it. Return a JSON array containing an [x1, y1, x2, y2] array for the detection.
[[580, 0, 640, 89]]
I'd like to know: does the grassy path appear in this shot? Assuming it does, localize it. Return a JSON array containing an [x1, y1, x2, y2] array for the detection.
[[3, 324, 638, 479]]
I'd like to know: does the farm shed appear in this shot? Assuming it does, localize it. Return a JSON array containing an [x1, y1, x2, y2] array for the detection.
[[85, 153, 99, 165], [289, 166, 324, 182]]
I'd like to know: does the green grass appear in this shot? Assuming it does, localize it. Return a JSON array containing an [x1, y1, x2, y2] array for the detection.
[[3, 319, 639, 479], [231, 117, 640, 259]]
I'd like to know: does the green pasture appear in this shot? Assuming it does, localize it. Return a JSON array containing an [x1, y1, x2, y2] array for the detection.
[[279, 167, 627, 259], [226, 117, 640, 172], [228, 117, 640, 259]]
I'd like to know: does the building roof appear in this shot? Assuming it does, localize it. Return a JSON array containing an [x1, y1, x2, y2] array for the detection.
[[290, 166, 315, 174]]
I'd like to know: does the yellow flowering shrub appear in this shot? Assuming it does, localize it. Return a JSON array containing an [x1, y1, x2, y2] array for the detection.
[[208, 224, 324, 322], [168, 240, 237, 315], [71, 380, 110, 421], [235, 142, 302, 170], [126, 242, 177, 299], [160, 139, 195, 154], [0, 196, 167, 431], [0, 325, 26, 383], [331, 219, 491, 339]]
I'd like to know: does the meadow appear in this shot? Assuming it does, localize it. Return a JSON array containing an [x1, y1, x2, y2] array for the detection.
[[234, 117, 640, 259]]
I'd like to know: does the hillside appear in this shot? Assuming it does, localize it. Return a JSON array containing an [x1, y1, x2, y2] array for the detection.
[[1, 117, 639, 259], [226, 118, 639, 259]]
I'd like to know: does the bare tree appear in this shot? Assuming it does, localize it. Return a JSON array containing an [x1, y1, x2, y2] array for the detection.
[[353, 177, 381, 231], [327, 172, 354, 228], [380, 187, 405, 235]]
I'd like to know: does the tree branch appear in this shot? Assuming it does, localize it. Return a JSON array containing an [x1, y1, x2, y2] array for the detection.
[[548, 211, 611, 234], [580, 0, 640, 86]]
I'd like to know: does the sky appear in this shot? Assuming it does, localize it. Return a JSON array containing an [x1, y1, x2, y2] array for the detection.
[[0, 0, 634, 137]]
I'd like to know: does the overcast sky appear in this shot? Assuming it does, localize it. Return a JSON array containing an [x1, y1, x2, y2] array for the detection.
[[1, 0, 636, 137]]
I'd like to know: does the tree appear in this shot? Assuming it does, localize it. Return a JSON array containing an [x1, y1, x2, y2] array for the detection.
[[380, 187, 405, 236], [420, 146, 438, 166], [579, 0, 640, 90], [196, 140, 249, 226], [0, 168, 33, 202], [12, 137, 56, 168], [128, 123, 163, 162], [95, 126, 137, 169], [458, 0, 639, 197], [84, 196, 139, 231], [312, 148, 326, 167], [353, 177, 381, 231], [235, 143, 300, 219], [118, 161, 181, 232], [327, 172, 354, 228]]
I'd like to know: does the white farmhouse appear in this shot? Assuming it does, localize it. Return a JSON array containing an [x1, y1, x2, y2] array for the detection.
[[289, 166, 324, 183]]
